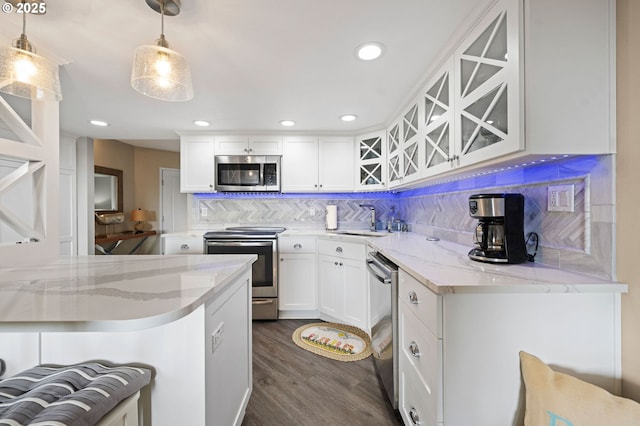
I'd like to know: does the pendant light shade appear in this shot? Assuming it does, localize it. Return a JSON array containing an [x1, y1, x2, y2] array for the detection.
[[131, 0, 193, 102], [131, 41, 193, 101], [0, 13, 62, 102]]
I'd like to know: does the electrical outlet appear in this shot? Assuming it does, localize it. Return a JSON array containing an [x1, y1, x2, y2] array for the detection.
[[547, 184, 575, 212], [212, 322, 224, 353], [309, 207, 316, 216], [200, 207, 208, 217]]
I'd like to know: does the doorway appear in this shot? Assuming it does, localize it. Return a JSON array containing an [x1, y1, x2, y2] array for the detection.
[[159, 168, 188, 238]]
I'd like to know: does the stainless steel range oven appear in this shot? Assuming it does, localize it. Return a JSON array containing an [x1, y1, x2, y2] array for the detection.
[[204, 227, 285, 320]]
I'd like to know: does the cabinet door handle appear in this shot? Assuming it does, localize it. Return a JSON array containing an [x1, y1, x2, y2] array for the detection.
[[334, 261, 339, 266], [409, 407, 421, 425], [409, 341, 421, 358], [314, 184, 318, 188], [319, 184, 323, 188], [408, 291, 419, 304], [293, 243, 302, 249], [336, 247, 343, 253], [339, 262, 343, 266], [280, 258, 284, 261], [180, 244, 190, 250]]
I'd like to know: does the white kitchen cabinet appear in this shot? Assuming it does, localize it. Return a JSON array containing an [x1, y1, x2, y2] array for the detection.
[[282, 137, 354, 192], [386, 0, 614, 189], [317, 239, 368, 332], [318, 137, 354, 191], [355, 131, 387, 191], [386, 120, 403, 187], [214, 135, 282, 155], [400, 103, 422, 185], [453, 0, 522, 169], [422, 58, 456, 179], [180, 136, 215, 193], [162, 234, 204, 254], [397, 268, 621, 426], [278, 236, 318, 317], [282, 136, 319, 191]]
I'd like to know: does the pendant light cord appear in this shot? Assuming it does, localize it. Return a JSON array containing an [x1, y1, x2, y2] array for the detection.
[[160, 0, 165, 38]]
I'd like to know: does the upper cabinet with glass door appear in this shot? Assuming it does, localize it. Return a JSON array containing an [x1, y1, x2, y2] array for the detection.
[[453, 0, 522, 168], [386, 120, 403, 187], [401, 103, 422, 184], [355, 132, 386, 191], [422, 58, 455, 178]]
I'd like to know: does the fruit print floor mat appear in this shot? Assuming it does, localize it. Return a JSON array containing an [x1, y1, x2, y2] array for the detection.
[[292, 322, 372, 362]]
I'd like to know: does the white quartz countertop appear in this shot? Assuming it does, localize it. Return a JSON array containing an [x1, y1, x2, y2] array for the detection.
[[367, 232, 627, 295], [0, 254, 256, 332]]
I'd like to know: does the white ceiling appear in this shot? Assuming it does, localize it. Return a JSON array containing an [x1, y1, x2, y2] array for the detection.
[[0, 0, 491, 151]]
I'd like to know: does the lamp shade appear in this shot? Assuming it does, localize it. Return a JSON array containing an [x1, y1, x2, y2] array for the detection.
[[131, 208, 148, 222], [131, 44, 193, 101], [0, 45, 62, 102]]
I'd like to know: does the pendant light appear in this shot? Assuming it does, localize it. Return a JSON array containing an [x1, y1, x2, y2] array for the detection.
[[131, 0, 193, 101], [0, 1, 62, 102]]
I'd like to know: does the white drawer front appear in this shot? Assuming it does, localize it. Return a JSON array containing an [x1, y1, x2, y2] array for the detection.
[[399, 270, 442, 338], [400, 308, 443, 420], [163, 237, 204, 254], [399, 361, 438, 426], [318, 239, 364, 261], [279, 237, 316, 253]]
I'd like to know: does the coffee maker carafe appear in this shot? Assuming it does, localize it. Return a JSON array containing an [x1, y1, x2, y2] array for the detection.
[[468, 193, 527, 264]]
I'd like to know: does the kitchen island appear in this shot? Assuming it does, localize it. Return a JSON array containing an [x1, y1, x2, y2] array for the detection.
[[0, 254, 256, 426], [368, 232, 627, 426]]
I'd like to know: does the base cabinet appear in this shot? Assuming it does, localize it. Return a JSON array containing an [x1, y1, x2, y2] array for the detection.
[[397, 269, 621, 426], [279, 236, 317, 317], [317, 239, 368, 332]]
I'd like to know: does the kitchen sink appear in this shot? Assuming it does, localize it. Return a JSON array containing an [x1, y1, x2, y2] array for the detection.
[[329, 230, 390, 237]]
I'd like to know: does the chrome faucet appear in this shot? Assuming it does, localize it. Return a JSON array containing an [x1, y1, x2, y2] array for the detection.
[[359, 204, 376, 231]]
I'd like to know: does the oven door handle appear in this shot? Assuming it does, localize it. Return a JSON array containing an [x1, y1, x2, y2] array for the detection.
[[205, 241, 273, 248], [253, 299, 275, 305]]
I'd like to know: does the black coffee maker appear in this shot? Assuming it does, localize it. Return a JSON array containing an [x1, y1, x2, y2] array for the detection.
[[468, 193, 527, 264]]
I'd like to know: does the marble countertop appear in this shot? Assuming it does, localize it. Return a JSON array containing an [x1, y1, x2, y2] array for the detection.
[[0, 254, 256, 332], [368, 233, 627, 294]]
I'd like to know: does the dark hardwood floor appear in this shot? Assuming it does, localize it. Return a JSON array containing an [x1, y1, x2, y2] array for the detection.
[[242, 319, 402, 426]]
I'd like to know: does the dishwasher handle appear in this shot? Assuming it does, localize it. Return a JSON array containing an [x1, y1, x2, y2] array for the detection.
[[367, 258, 392, 285]]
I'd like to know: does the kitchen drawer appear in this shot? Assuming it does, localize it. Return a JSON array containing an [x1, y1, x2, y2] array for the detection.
[[399, 360, 439, 426], [318, 239, 364, 261], [399, 270, 442, 338], [163, 236, 204, 255], [279, 236, 316, 253], [400, 306, 443, 418]]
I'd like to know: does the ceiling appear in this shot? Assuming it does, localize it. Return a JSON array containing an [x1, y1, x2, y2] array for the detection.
[[0, 0, 491, 151]]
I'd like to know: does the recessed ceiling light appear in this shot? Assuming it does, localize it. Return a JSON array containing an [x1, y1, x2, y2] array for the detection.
[[194, 120, 210, 127], [340, 114, 358, 122], [356, 42, 384, 61], [89, 120, 109, 127], [280, 120, 295, 127]]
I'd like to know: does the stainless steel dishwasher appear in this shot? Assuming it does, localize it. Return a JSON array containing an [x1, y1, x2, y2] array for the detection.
[[367, 250, 398, 409]]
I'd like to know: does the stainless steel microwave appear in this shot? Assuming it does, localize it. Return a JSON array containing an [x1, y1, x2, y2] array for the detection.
[[214, 155, 281, 192]]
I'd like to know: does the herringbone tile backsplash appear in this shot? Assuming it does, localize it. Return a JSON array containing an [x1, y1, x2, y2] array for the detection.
[[192, 155, 614, 278]]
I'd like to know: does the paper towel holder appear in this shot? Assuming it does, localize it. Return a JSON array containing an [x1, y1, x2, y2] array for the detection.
[[325, 205, 338, 231]]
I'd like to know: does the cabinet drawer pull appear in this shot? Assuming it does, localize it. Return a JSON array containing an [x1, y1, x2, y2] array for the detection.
[[180, 244, 190, 250], [408, 290, 419, 304], [409, 341, 421, 358], [336, 247, 343, 253], [293, 243, 302, 249], [409, 407, 421, 425]]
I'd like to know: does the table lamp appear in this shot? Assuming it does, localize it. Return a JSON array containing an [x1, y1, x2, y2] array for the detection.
[[131, 208, 148, 233]]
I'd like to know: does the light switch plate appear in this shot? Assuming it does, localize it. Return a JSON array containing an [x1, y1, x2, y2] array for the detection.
[[548, 184, 575, 212]]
